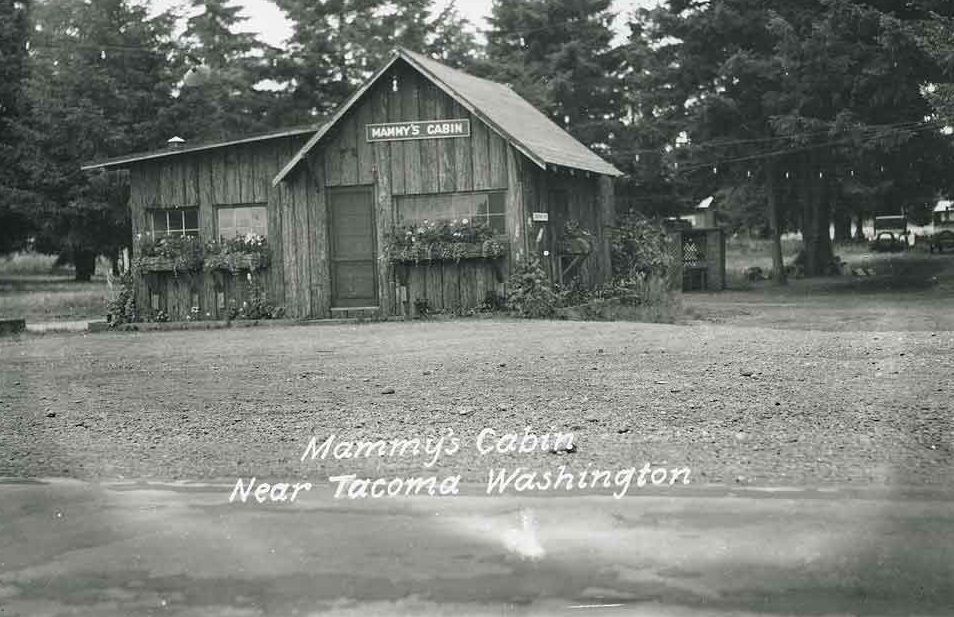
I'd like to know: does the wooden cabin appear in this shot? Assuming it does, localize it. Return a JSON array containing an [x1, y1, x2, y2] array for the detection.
[[84, 49, 623, 321]]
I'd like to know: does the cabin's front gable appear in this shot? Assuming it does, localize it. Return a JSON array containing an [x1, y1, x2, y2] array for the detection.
[[279, 60, 536, 318]]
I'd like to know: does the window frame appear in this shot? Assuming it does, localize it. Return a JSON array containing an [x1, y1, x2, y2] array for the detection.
[[215, 203, 268, 240], [395, 190, 507, 234], [146, 207, 199, 239]]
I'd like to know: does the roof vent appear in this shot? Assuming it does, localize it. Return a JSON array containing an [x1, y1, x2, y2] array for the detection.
[[167, 136, 186, 150]]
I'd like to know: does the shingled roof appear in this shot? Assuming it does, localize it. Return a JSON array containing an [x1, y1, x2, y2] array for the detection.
[[273, 48, 622, 185]]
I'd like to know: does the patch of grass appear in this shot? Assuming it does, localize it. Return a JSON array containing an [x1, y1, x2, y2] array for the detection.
[[0, 252, 113, 322], [0, 279, 108, 322], [723, 236, 885, 288], [0, 252, 65, 276], [0, 252, 113, 277], [723, 236, 799, 288]]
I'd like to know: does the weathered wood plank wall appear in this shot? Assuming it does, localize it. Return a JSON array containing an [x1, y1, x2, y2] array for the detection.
[[310, 60, 615, 314], [519, 167, 614, 290], [321, 64, 510, 195], [395, 261, 502, 315], [313, 62, 517, 316], [127, 134, 309, 321]]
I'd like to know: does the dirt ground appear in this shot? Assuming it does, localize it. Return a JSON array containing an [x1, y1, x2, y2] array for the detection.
[[2, 249, 953, 489]]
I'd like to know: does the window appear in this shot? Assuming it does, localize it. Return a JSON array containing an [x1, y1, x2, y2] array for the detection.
[[396, 192, 505, 233], [148, 208, 199, 238], [217, 204, 267, 239]]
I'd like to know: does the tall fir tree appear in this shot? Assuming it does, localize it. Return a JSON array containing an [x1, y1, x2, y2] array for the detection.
[[484, 0, 622, 151], [427, 3, 480, 69], [267, 0, 479, 125], [623, 0, 954, 278], [28, 0, 180, 278], [0, 0, 37, 254], [173, 0, 274, 141]]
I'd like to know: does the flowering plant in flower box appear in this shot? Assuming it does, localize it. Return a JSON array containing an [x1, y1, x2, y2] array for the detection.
[[204, 234, 269, 273], [134, 235, 204, 275], [386, 219, 506, 263]]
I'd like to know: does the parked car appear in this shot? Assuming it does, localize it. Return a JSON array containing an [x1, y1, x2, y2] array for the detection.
[[871, 231, 907, 252], [929, 202, 954, 253], [870, 215, 909, 252]]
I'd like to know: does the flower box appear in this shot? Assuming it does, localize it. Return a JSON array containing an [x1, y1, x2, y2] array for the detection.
[[204, 252, 269, 273], [389, 240, 508, 264], [136, 255, 178, 272]]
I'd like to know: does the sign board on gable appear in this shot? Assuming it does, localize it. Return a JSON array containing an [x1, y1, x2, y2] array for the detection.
[[532, 212, 549, 222], [366, 119, 471, 142]]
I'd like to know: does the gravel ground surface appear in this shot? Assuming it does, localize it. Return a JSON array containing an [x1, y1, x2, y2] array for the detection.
[[2, 310, 952, 487]]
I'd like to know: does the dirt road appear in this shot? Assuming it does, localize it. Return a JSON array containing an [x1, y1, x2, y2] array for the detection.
[[2, 479, 952, 616], [1, 315, 951, 487]]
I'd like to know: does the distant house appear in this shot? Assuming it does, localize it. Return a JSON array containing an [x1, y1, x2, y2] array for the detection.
[[84, 48, 622, 321]]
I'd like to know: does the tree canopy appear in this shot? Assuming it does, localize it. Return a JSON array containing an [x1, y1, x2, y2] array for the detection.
[[622, 0, 954, 276], [1, 0, 953, 282]]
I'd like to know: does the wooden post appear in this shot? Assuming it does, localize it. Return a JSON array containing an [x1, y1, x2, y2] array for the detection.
[[597, 175, 615, 285]]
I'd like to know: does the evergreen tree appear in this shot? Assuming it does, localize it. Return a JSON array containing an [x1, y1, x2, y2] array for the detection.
[[268, 0, 480, 125], [428, 3, 481, 69], [917, 7, 954, 125], [623, 0, 954, 278], [0, 0, 37, 254], [484, 0, 622, 151], [28, 0, 180, 279], [174, 0, 273, 141]]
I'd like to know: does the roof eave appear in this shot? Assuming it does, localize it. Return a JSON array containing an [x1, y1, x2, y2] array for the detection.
[[82, 126, 320, 171]]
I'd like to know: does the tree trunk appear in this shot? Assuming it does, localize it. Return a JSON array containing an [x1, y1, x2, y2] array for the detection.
[[854, 214, 866, 241], [833, 212, 851, 243], [801, 162, 833, 277], [111, 249, 121, 276], [765, 160, 787, 285], [73, 250, 96, 282]]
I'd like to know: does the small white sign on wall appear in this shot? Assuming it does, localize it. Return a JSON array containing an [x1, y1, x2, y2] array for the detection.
[[532, 212, 549, 222]]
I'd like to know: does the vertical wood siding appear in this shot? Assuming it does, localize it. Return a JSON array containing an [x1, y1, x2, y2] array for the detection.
[[128, 134, 311, 321], [321, 64, 509, 196]]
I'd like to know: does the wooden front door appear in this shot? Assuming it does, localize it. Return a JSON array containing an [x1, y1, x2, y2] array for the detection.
[[330, 188, 377, 308]]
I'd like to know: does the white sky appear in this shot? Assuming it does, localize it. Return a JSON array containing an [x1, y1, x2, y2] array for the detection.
[[150, 0, 659, 47]]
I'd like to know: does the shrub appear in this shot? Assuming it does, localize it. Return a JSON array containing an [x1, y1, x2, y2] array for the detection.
[[413, 297, 432, 318], [236, 275, 282, 320], [480, 290, 506, 312], [507, 256, 559, 318], [105, 271, 139, 325], [609, 210, 677, 281], [554, 272, 679, 323]]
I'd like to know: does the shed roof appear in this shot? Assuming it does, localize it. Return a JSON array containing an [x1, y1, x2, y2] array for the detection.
[[81, 125, 320, 171], [273, 49, 622, 185]]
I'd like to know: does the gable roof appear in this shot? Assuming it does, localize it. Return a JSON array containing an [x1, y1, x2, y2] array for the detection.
[[81, 125, 320, 171], [273, 48, 622, 185]]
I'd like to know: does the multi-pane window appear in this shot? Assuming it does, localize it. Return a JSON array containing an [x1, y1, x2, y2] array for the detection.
[[396, 191, 505, 233], [217, 204, 267, 239], [148, 208, 199, 238]]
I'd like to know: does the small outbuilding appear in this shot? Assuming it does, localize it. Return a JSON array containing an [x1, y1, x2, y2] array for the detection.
[[84, 49, 623, 320]]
